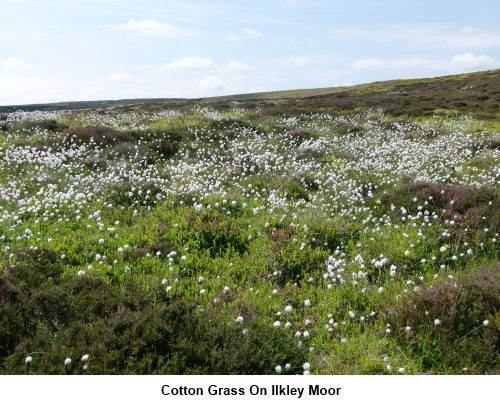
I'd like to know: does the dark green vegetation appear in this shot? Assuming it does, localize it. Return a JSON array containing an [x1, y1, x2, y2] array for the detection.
[[0, 69, 499, 374], [0, 98, 190, 113], [2, 69, 499, 119], [210, 69, 500, 120], [385, 264, 500, 373], [1, 257, 304, 374]]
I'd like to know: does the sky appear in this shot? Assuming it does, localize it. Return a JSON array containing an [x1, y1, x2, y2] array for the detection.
[[1, 0, 499, 105]]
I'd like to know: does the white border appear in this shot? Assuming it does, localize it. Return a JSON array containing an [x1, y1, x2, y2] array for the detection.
[[1, 375, 496, 405]]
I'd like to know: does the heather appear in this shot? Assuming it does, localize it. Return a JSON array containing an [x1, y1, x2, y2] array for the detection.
[[1, 72, 499, 375]]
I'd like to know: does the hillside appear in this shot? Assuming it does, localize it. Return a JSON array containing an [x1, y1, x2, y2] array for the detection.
[[205, 69, 500, 120], [0, 69, 498, 375], [0, 98, 191, 113], [2, 69, 499, 119]]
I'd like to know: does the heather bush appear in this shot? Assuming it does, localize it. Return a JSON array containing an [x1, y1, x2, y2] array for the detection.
[[11, 119, 69, 133], [384, 264, 500, 373], [286, 128, 312, 146], [183, 212, 250, 258], [63, 126, 134, 147], [1, 272, 306, 374]]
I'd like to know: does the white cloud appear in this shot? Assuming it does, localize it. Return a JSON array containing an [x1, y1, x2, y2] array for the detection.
[[350, 58, 384, 70], [219, 60, 250, 72], [292, 57, 308, 66], [157, 58, 249, 74], [350, 53, 498, 73], [79, 86, 107, 97], [113, 19, 198, 38], [461, 26, 475, 34], [332, 26, 500, 51], [3, 57, 35, 69], [198, 76, 229, 91], [248, 86, 268, 93], [109, 73, 132, 82], [449, 53, 497, 69], [242, 28, 264, 39], [351, 57, 431, 70], [225, 28, 264, 41], [159, 57, 215, 72], [224, 32, 239, 42], [419, 31, 500, 50], [268, 55, 316, 69]]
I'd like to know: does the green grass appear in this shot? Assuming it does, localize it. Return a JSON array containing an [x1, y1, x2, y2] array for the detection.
[[0, 69, 499, 375]]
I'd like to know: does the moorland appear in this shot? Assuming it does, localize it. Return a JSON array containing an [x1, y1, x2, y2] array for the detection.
[[0, 69, 499, 374]]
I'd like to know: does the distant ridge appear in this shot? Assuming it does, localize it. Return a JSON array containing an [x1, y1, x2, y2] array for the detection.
[[204, 69, 500, 101], [1, 69, 499, 117], [0, 98, 191, 113]]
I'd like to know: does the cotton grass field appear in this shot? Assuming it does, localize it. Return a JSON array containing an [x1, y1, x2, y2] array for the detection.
[[0, 71, 499, 375]]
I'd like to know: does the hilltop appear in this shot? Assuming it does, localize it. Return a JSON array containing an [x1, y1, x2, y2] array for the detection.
[[1, 69, 499, 120], [207, 69, 500, 120]]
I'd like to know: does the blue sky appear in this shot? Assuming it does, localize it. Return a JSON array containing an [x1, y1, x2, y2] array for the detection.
[[1, 0, 499, 105]]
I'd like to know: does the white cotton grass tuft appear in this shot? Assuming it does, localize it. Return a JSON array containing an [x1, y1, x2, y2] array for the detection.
[[64, 358, 72, 366], [81, 354, 89, 362], [434, 319, 442, 326], [25, 355, 33, 365]]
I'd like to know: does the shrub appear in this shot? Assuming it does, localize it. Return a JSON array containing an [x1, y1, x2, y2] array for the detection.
[[282, 174, 319, 201], [0, 271, 306, 374], [17, 119, 69, 133], [272, 244, 327, 287], [184, 212, 250, 258], [101, 142, 159, 165], [384, 264, 500, 373], [378, 181, 500, 233], [286, 128, 312, 146], [293, 147, 326, 161], [103, 180, 164, 208], [150, 138, 180, 159], [64, 126, 134, 147], [473, 135, 500, 152], [308, 222, 360, 252], [5, 247, 64, 287], [83, 156, 108, 171]]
